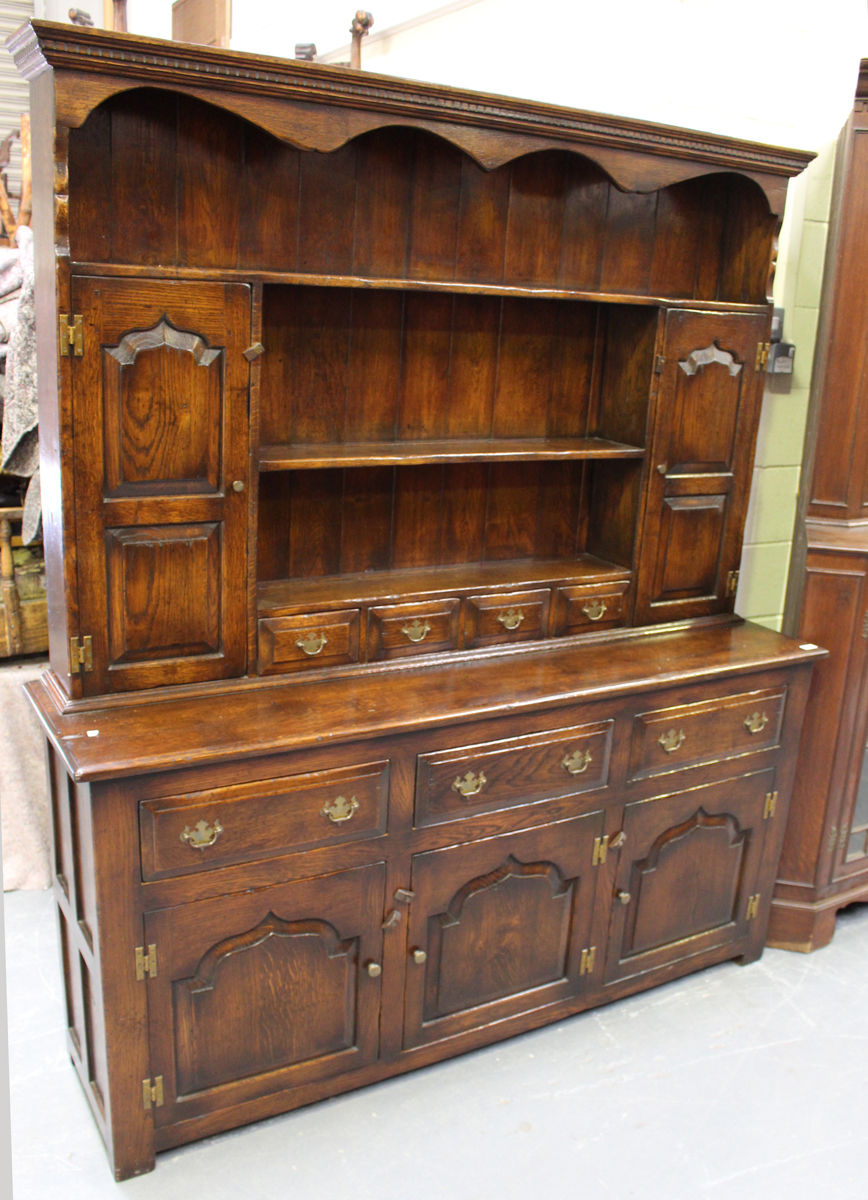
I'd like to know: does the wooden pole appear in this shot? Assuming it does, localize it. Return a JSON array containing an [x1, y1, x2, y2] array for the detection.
[[17, 113, 31, 228], [350, 10, 373, 70]]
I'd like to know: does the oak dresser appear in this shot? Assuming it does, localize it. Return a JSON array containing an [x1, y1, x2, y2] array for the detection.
[[9, 19, 822, 1179]]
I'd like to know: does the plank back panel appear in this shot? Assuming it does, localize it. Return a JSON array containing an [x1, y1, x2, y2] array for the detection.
[[67, 91, 769, 303]]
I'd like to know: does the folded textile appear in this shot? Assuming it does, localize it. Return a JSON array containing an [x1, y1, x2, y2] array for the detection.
[[1, 226, 37, 497]]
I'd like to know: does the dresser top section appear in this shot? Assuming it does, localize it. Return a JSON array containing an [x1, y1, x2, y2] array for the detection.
[[27, 620, 824, 783], [8, 20, 811, 212]]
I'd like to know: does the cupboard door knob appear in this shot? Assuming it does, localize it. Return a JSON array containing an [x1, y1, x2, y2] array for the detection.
[[232, 479, 245, 492], [658, 728, 685, 753], [412, 948, 427, 964], [615, 889, 631, 905], [297, 631, 328, 656], [743, 711, 768, 734], [402, 619, 431, 643], [496, 607, 525, 630], [452, 770, 487, 797], [366, 961, 382, 978], [609, 831, 627, 849]]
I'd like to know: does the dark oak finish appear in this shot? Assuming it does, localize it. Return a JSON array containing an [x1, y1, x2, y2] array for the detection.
[[9, 18, 816, 1179], [772, 64, 868, 951]]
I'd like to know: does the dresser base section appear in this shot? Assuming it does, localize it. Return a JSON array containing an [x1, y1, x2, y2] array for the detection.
[[148, 931, 757, 1156]]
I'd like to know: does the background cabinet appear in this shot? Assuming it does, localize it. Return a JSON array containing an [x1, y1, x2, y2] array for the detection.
[[771, 61, 868, 951]]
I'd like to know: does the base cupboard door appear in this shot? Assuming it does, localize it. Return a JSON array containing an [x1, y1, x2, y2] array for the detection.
[[403, 814, 605, 1050], [144, 862, 385, 1127], [605, 771, 774, 983]]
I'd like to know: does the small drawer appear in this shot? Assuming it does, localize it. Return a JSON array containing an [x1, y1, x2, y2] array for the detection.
[[140, 760, 389, 880], [552, 581, 630, 635], [415, 721, 613, 827], [628, 686, 787, 781], [464, 589, 550, 648], [367, 598, 460, 661], [258, 609, 360, 675]]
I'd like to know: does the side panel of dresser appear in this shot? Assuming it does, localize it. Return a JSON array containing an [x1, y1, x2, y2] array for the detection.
[[39, 658, 812, 1179]]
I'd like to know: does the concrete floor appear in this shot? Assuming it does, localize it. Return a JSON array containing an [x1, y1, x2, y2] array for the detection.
[[7, 888, 868, 1199]]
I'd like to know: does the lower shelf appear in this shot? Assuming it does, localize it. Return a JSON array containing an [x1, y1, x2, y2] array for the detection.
[[257, 555, 631, 615]]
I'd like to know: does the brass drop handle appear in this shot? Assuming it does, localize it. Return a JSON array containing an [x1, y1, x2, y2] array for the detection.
[[402, 619, 431, 643], [297, 631, 328, 657], [321, 794, 359, 823], [412, 948, 427, 964], [582, 600, 608, 622], [497, 608, 525, 631], [743, 711, 769, 734], [180, 819, 223, 849], [615, 889, 631, 905], [658, 728, 686, 753], [562, 749, 592, 775], [366, 961, 382, 978], [452, 770, 487, 797]]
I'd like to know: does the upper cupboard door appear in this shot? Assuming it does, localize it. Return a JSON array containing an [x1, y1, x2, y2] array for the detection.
[[70, 278, 251, 694], [634, 311, 768, 625]]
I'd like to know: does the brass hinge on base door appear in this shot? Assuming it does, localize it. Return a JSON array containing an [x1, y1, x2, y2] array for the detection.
[[59, 313, 83, 356], [763, 791, 778, 820], [725, 570, 740, 598], [592, 836, 609, 866], [135, 944, 157, 981], [69, 635, 93, 673], [746, 894, 761, 920], [142, 1077, 163, 1110], [755, 341, 770, 371], [579, 946, 596, 975]]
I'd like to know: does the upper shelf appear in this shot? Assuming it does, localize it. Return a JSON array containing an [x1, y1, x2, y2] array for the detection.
[[68, 263, 771, 314], [259, 437, 646, 472]]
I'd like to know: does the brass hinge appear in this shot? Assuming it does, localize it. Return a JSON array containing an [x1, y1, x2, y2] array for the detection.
[[763, 791, 778, 820], [862, 610, 868, 639], [59, 313, 83, 357], [135, 944, 158, 981], [592, 836, 609, 866], [579, 946, 596, 975], [142, 1076, 164, 1110], [725, 569, 740, 598], [69, 635, 93, 673], [746, 894, 761, 920], [755, 341, 770, 371], [654, 355, 666, 374]]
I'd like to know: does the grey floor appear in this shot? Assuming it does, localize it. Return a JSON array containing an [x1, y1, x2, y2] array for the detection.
[[6, 889, 868, 1199]]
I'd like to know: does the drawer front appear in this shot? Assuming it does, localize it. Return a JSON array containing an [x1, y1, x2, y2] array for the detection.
[[629, 686, 787, 781], [140, 760, 389, 880], [415, 721, 613, 827], [464, 589, 550, 648], [258, 609, 360, 675], [552, 581, 629, 635], [367, 598, 461, 660]]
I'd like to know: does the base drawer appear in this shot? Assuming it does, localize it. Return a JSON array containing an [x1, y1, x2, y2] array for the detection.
[[415, 721, 613, 826], [139, 760, 389, 880], [258, 610, 360, 675], [629, 686, 787, 780]]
